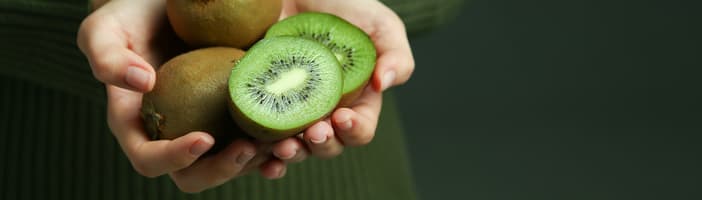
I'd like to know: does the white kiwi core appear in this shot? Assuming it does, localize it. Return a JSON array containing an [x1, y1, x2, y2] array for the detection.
[[334, 52, 345, 63], [265, 68, 309, 95]]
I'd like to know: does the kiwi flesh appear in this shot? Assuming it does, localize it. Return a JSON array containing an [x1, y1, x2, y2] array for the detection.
[[141, 47, 247, 147], [228, 37, 343, 141], [166, 0, 282, 49], [265, 12, 377, 105]]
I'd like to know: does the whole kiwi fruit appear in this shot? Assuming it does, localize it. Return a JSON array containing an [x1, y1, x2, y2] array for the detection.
[[141, 47, 246, 145], [228, 37, 344, 141], [166, 0, 282, 49]]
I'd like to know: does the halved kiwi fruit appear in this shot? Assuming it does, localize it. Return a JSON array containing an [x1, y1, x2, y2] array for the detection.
[[141, 47, 246, 145], [228, 37, 343, 141], [265, 12, 377, 105], [166, 0, 282, 49]]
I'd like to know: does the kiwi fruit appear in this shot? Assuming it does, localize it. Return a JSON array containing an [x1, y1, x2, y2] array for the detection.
[[166, 0, 282, 49], [265, 12, 377, 105], [227, 37, 343, 141], [141, 47, 246, 145]]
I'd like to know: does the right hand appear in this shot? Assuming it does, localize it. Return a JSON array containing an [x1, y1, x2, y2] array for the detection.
[[77, 0, 284, 192]]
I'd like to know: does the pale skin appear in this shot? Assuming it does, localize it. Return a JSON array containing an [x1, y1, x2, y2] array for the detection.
[[78, 0, 414, 193]]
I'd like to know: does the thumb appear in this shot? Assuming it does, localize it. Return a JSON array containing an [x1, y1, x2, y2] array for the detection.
[[77, 14, 155, 92], [369, 7, 415, 92]]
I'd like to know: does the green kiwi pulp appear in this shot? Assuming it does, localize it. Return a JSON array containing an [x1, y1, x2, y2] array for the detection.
[[265, 12, 377, 104], [228, 37, 343, 141]]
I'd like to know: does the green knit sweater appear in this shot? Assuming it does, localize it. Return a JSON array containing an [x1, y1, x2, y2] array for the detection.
[[0, 0, 461, 199]]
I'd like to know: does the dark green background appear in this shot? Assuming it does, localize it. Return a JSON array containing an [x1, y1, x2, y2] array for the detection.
[[396, 0, 701, 199]]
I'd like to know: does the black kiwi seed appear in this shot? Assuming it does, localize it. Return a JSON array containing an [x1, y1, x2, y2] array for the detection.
[[242, 54, 322, 113]]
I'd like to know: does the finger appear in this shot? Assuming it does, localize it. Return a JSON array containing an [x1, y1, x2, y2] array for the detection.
[[272, 137, 309, 163], [125, 131, 214, 178], [279, 0, 299, 19], [169, 140, 258, 193], [302, 120, 344, 159], [259, 158, 287, 180], [106, 86, 213, 177], [77, 14, 155, 92], [332, 86, 383, 146], [369, 8, 415, 92], [372, 48, 414, 92]]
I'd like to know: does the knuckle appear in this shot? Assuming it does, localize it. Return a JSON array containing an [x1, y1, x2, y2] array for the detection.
[[399, 60, 415, 85], [80, 13, 102, 31], [168, 156, 195, 171], [90, 63, 112, 82], [169, 171, 208, 193], [216, 163, 242, 178], [172, 180, 205, 193], [166, 143, 198, 169], [89, 52, 121, 84], [130, 160, 160, 178], [350, 131, 375, 146], [289, 150, 308, 163], [245, 153, 269, 170], [318, 147, 343, 160], [214, 148, 251, 177], [358, 133, 375, 146], [407, 59, 415, 75], [77, 16, 97, 46], [76, 25, 88, 52], [77, 14, 106, 58]]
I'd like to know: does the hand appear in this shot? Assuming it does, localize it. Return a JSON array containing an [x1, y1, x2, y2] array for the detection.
[[269, 0, 414, 165], [77, 0, 268, 192]]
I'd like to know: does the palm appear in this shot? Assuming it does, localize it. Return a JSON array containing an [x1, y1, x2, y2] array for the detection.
[[119, 9, 186, 69], [99, 0, 189, 145]]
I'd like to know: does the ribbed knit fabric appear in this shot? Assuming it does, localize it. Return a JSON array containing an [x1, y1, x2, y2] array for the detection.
[[0, 75, 416, 200], [0, 1, 105, 103], [0, 1, 432, 200], [0, 0, 438, 199]]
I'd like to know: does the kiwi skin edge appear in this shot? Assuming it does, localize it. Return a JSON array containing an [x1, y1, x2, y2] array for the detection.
[[226, 90, 333, 142], [264, 12, 377, 107], [226, 37, 344, 142], [337, 80, 369, 107], [166, 0, 282, 49]]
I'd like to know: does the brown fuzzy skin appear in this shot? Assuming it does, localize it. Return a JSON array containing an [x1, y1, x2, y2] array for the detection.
[[167, 0, 282, 49], [141, 47, 247, 149]]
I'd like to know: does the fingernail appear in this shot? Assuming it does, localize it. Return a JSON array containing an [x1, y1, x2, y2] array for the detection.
[[341, 120, 352, 131], [309, 123, 329, 144], [236, 151, 255, 165], [126, 66, 151, 90], [310, 135, 327, 144], [381, 71, 396, 91], [338, 114, 353, 131], [277, 166, 287, 178], [273, 148, 295, 160], [189, 137, 213, 156]]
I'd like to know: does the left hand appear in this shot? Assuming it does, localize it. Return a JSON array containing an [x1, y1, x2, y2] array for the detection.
[[78, 0, 274, 191], [260, 0, 415, 178]]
